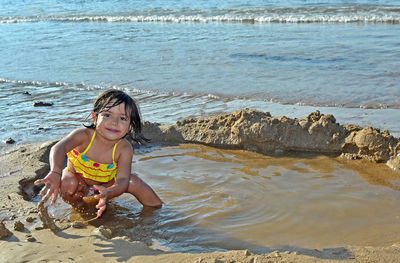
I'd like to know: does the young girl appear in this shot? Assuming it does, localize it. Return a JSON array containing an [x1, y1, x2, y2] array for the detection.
[[34, 90, 162, 217]]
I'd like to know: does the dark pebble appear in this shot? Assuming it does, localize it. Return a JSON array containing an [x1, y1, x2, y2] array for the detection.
[[26, 234, 36, 242], [26, 217, 35, 223], [5, 138, 15, 144], [0, 223, 12, 239], [33, 101, 53, 107], [13, 221, 24, 231], [34, 225, 45, 230], [71, 221, 86, 229]]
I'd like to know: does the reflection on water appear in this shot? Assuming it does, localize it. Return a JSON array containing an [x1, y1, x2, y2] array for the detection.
[[131, 144, 400, 252], [49, 143, 400, 253]]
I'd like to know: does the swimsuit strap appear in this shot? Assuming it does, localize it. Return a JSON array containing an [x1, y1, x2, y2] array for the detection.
[[82, 129, 118, 164], [112, 141, 118, 164], [82, 130, 96, 155]]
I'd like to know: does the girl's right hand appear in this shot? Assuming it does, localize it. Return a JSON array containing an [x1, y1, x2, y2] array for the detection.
[[34, 170, 62, 205]]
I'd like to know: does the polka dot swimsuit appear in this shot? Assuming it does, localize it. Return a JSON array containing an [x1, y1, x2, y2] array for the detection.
[[67, 130, 118, 183]]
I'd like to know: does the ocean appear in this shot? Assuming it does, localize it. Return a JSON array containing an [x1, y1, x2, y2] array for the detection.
[[1, 0, 400, 253], [1, 0, 400, 145]]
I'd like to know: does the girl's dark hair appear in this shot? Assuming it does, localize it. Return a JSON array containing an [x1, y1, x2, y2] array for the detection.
[[86, 89, 149, 144]]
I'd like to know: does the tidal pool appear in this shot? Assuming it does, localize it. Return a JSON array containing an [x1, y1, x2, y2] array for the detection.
[[49, 143, 400, 253]]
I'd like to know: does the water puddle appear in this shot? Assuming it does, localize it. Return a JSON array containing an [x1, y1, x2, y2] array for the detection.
[[129, 144, 400, 252], [25, 143, 400, 253]]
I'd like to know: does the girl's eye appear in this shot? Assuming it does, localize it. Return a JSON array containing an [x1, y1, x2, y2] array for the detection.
[[120, 117, 127, 121], [103, 113, 110, 117]]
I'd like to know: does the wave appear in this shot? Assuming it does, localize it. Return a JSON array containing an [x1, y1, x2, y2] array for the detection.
[[1, 77, 399, 110], [0, 78, 69, 87], [1, 6, 400, 24]]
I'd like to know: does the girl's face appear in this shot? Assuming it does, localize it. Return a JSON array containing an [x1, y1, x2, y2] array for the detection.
[[93, 100, 130, 142]]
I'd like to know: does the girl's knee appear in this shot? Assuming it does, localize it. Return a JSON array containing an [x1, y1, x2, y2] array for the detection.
[[128, 173, 162, 208], [128, 173, 140, 184], [128, 173, 147, 192], [60, 174, 78, 195], [60, 170, 85, 204]]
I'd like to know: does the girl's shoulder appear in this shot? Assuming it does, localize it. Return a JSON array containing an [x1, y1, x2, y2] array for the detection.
[[64, 127, 94, 151], [69, 127, 93, 140], [114, 138, 134, 159], [117, 138, 134, 153]]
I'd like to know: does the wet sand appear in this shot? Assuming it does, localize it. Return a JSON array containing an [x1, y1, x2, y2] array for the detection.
[[1, 110, 400, 262]]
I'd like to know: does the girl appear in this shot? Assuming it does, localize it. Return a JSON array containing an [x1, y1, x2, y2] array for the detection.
[[34, 90, 162, 217]]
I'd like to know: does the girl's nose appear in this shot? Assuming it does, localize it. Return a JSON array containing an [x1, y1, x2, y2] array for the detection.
[[110, 116, 118, 124]]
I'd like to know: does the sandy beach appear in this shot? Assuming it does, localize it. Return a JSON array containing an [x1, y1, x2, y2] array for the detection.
[[1, 109, 400, 262], [2, 0, 400, 261]]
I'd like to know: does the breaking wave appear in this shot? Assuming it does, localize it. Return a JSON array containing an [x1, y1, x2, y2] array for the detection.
[[1, 6, 400, 24]]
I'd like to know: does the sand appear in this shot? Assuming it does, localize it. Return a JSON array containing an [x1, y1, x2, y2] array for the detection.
[[142, 109, 400, 169], [1, 109, 400, 263]]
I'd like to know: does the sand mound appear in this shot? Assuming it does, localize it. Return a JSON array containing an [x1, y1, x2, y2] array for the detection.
[[143, 109, 400, 170]]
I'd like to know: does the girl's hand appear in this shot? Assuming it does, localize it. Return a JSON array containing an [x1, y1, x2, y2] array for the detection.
[[34, 170, 62, 205], [93, 185, 109, 217]]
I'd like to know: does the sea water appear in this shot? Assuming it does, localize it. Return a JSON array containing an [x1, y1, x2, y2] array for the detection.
[[1, 0, 400, 253], [1, 0, 400, 144]]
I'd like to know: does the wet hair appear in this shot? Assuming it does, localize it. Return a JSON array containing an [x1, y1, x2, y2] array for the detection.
[[85, 89, 149, 144]]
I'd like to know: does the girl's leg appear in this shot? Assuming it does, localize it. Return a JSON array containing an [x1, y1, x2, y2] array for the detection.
[[127, 173, 162, 208], [60, 168, 87, 206]]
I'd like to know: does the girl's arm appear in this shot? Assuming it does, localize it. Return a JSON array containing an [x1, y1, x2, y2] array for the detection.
[[94, 140, 133, 216], [34, 128, 89, 204]]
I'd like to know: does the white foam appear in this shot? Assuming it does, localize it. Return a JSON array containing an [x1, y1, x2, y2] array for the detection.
[[1, 6, 399, 24]]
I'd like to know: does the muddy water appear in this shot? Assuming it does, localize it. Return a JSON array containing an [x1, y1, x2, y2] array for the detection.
[[48, 144, 400, 253]]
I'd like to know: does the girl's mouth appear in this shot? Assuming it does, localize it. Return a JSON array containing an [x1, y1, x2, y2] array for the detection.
[[107, 128, 119, 133]]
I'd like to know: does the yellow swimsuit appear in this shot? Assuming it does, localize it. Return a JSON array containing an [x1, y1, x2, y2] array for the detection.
[[67, 130, 118, 183]]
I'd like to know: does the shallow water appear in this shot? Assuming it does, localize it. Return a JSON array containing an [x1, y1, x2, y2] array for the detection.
[[1, 0, 400, 146], [47, 144, 400, 253], [1, 82, 399, 150]]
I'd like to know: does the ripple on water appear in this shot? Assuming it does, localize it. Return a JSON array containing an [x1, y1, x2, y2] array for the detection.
[[130, 144, 400, 251], [23, 143, 400, 253]]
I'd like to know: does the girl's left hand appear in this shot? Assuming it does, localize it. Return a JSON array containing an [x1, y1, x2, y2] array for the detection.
[[93, 185, 109, 217]]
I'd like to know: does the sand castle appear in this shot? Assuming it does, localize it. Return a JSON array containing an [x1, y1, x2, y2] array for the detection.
[[141, 109, 400, 170]]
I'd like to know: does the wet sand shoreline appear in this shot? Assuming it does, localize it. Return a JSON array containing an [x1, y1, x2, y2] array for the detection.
[[1, 109, 400, 262]]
